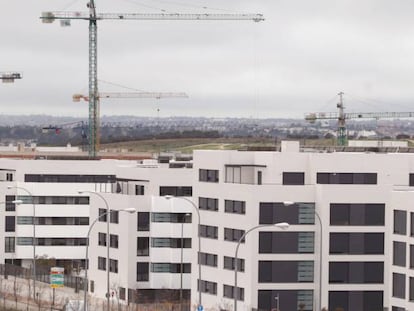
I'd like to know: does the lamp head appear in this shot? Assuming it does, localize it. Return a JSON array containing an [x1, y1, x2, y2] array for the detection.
[[275, 222, 289, 230], [283, 201, 295, 206], [12, 200, 23, 205], [78, 191, 85, 194], [122, 207, 137, 214], [164, 195, 173, 200]]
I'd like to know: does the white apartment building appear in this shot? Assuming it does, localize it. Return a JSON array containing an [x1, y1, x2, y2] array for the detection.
[[3, 142, 414, 311]]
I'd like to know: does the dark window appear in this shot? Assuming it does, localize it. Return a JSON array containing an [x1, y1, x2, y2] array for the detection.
[[259, 232, 314, 254], [119, 287, 126, 300], [109, 259, 118, 273], [98, 257, 106, 271], [223, 284, 244, 301], [159, 186, 192, 197], [151, 213, 191, 223], [137, 262, 149, 281], [410, 277, 414, 301], [137, 212, 150, 231], [90, 281, 94, 293], [224, 228, 245, 243], [329, 262, 383, 283], [110, 210, 119, 224], [260, 202, 315, 225], [330, 203, 385, 226], [5, 195, 16, 212], [394, 210, 407, 235], [329, 291, 383, 311], [198, 252, 217, 267], [137, 237, 149, 256], [317, 172, 377, 184], [223, 256, 245, 272], [17, 195, 89, 205], [410, 173, 414, 186], [199, 169, 219, 183], [198, 280, 217, 295], [199, 197, 218, 211], [135, 185, 144, 195], [4, 237, 15, 253], [392, 306, 406, 311], [199, 225, 218, 239], [393, 241, 406, 267], [98, 232, 107, 246], [259, 261, 314, 283], [393, 273, 405, 299], [110, 234, 118, 248], [151, 263, 191, 273], [258, 290, 313, 311], [5, 216, 15, 232], [282, 172, 305, 185], [24, 174, 116, 183], [329, 233, 384, 254], [151, 238, 191, 248], [411, 212, 414, 236], [98, 208, 107, 222], [411, 245, 414, 269], [224, 200, 246, 214]]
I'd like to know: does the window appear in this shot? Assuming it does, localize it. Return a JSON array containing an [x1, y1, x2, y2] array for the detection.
[[198, 252, 217, 267], [137, 212, 150, 231], [159, 186, 192, 197], [5, 237, 15, 253], [98, 257, 106, 271], [137, 237, 149, 256], [410, 173, 414, 186], [199, 197, 218, 211], [151, 263, 191, 273], [259, 232, 315, 254], [394, 210, 407, 235], [110, 210, 119, 224], [283, 172, 305, 185], [411, 212, 414, 236], [410, 277, 414, 301], [24, 174, 116, 183], [16, 237, 33, 245], [259, 261, 314, 283], [317, 172, 377, 184], [110, 234, 118, 248], [98, 208, 107, 222], [198, 280, 217, 295], [5, 195, 16, 212], [17, 195, 89, 205], [393, 273, 405, 299], [137, 262, 149, 281], [224, 200, 246, 214], [258, 290, 314, 311], [329, 233, 384, 254], [109, 259, 118, 273], [151, 213, 191, 223], [329, 262, 384, 283], [135, 185, 144, 195], [223, 284, 244, 301], [199, 225, 218, 239], [119, 287, 126, 300], [223, 256, 245, 272], [98, 233, 106, 246], [151, 238, 191, 248], [5, 216, 15, 232], [330, 203, 385, 226], [260, 202, 315, 225], [411, 245, 414, 269], [328, 291, 383, 311], [199, 169, 219, 183], [90, 281, 94, 293], [393, 241, 406, 267], [224, 228, 245, 243]]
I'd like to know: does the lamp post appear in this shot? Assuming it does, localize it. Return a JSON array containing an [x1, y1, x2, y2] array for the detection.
[[284, 201, 322, 311], [7, 186, 36, 301], [180, 213, 191, 311], [164, 196, 202, 309], [79, 190, 111, 311], [233, 222, 289, 311], [83, 207, 136, 311]]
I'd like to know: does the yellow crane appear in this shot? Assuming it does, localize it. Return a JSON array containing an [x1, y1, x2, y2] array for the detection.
[[40, 2, 264, 158], [305, 92, 414, 145], [72, 91, 188, 151]]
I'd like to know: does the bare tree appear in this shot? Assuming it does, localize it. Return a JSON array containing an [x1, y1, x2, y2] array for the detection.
[[12, 267, 23, 309]]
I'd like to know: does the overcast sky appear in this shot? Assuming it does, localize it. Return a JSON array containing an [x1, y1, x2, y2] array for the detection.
[[1, 0, 414, 119]]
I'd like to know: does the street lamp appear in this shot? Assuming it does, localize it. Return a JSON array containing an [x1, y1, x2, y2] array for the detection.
[[233, 222, 289, 311], [79, 190, 113, 311], [180, 213, 191, 311], [83, 207, 136, 311], [284, 201, 322, 311], [164, 195, 202, 309], [7, 185, 36, 301]]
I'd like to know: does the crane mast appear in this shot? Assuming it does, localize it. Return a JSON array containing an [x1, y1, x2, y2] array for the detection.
[[305, 92, 414, 146], [41, 5, 264, 158]]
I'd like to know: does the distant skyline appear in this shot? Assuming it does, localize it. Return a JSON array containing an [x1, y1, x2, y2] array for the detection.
[[1, 0, 414, 119]]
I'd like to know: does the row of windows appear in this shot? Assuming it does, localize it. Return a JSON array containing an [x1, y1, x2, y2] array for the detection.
[[330, 203, 385, 226], [199, 198, 246, 214], [137, 237, 192, 256], [18, 196, 89, 205], [151, 263, 191, 273], [159, 186, 192, 197], [259, 261, 314, 283], [329, 262, 384, 284], [16, 217, 89, 226], [24, 174, 116, 183], [17, 237, 87, 246], [98, 233, 119, 248], [98, 257, 118, 273], [137, 212, 192, 231], [98, 209, 121, 224], [259, 202, 315, 225]]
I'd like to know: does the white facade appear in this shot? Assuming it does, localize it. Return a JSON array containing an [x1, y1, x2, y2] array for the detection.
[[2, 146, 414, 310]]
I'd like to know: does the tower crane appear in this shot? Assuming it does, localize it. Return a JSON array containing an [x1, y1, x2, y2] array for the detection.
[[0, 72, 22, 83], [40, 3, 264, 158], [305, 92, 414, 146], [72, 91, 188, 151]]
